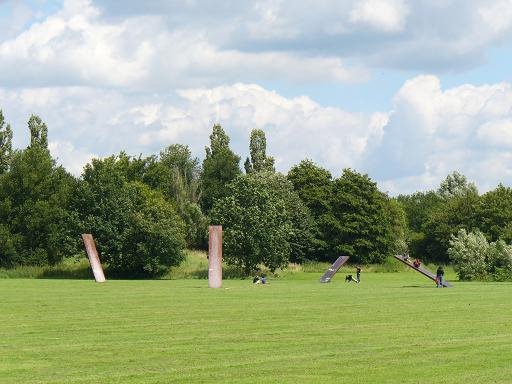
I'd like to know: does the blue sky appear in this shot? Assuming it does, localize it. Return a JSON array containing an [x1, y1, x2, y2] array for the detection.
[[1, 0, 512, 194]]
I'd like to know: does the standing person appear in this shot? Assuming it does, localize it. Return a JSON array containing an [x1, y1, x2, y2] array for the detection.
[[356, 266, 361, 283], [436, 266, 445, 288]]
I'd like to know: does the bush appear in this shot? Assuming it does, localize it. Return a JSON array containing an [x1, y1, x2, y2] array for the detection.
[[448, 229, 488, 280], [448, 229, 512, 281]]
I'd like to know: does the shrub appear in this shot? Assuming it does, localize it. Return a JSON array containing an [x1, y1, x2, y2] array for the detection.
[[448, 229, 488, 280]]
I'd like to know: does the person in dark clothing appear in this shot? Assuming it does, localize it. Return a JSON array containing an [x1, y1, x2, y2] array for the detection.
[[436, 266, 445, 288], [413, 259, 421, 268], [356, 267, 361, 283]]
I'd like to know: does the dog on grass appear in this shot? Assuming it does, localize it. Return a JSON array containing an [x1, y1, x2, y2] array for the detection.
[[345, 274, 358, 283]]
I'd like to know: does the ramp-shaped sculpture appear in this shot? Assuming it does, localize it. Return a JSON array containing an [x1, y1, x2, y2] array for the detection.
[[81, 234, 106, 283], [319, 256, 349, 283], [208, 225, 222, 288], [394, 255, 452, 287]]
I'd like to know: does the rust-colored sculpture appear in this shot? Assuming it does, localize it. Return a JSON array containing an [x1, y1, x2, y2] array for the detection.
[[81, 234, 106, 283], [208, 225, 222, 288]]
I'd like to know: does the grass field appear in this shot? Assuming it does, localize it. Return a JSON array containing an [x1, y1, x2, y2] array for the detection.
[[2, 271, 511, 383]]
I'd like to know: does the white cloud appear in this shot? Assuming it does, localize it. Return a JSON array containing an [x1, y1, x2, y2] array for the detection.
[[48, 140, 97, 175], [349, 0, 409, 32], [479, 0, 512, 35], [477, 119, 512, 147], [1, 83, 385, 177], [365, 75, 512, 194], [0, 0, 366, 90], [3, 76, 512, 193], [141, 83, 386, 172]]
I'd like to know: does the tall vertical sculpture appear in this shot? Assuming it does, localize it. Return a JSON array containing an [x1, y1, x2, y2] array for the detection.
[[208, 225, 222, 288], [81, 234, 106, 283]]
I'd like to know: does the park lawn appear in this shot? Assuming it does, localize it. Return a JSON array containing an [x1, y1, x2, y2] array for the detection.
[[1, 272, 511, 384]]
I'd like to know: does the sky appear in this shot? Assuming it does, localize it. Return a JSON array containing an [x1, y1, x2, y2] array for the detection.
[[1, 0, 512, 195]]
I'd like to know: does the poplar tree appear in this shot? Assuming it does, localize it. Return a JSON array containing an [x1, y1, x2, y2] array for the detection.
[[200, 124, 241, 213], [244, 128, 275, 173], [0, 110, 13, 174], [28, 114, 48, 149]]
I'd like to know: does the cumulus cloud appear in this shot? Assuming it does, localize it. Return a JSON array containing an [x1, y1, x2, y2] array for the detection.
[[140, 83, 386, 172], [0, 0, 366, 90], [364, 75, 512, 194], [2, 76, 512, 193], [349, 0, 409, 32], [88, 0, 512, 72], [0, 83, 385, 176]]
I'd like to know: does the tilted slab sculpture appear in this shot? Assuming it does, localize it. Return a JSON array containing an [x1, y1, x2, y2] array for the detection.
[[394, 255, 452, 287], [81, 234, 106, 283], [319, 256, 350, 283]]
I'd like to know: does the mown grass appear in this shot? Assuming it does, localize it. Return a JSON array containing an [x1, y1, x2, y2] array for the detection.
[[1, 270, 511, 383]]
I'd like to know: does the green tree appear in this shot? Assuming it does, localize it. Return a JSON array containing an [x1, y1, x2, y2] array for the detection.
[[0, 110, 13, 174], [74, 155, 186, 277], [209, 173, 291, 275], [154, 145, 206, 249], [244, 129, 275, 173], [476, 184, 512, 243], [396, 191, 443, 258], [287, 160, 333, 259], [438, 171, 478, 199], [263, 172, 317, 263], [0, 146, 79, 267], [200, 124, 241, 213], [287, 160, 332, 217], [28, 115, 48, 149], [327, 169, 395, 264], [422, 188, 480, 263]]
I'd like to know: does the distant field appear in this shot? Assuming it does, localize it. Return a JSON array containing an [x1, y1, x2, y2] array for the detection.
[[2, 272, 511, 383]]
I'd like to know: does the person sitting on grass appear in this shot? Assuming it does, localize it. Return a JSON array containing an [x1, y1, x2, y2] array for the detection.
[[253, 275, 261, 284]]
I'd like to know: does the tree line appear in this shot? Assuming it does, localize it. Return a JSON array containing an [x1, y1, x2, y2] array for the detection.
[[1, 110, 511, 279]]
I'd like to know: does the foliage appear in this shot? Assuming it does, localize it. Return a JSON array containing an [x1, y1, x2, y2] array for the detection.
[[0, 110, 13, 174], [287, 160, 333, 259], [421, 188, 480, 263], [386, 198, 408, 255], [74, 156, 186, 277], [396, 191, 443, 259], [475, 184, 512, 243], [28, 114, 48, 149], [326, 169, 396, 264], [448, 228, 512, 281], [287, 159, 332, 217], [262, 172, 317, 263], [200, 124, 241, 213], [0, 145, 79, 267], [209, 172, 292, 275], [437, 171, 478, 199], [487, 240, 512, 281], [448, 229, 488, 280], [143, 145, 207, 249], [244, 128, 275, 173]]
